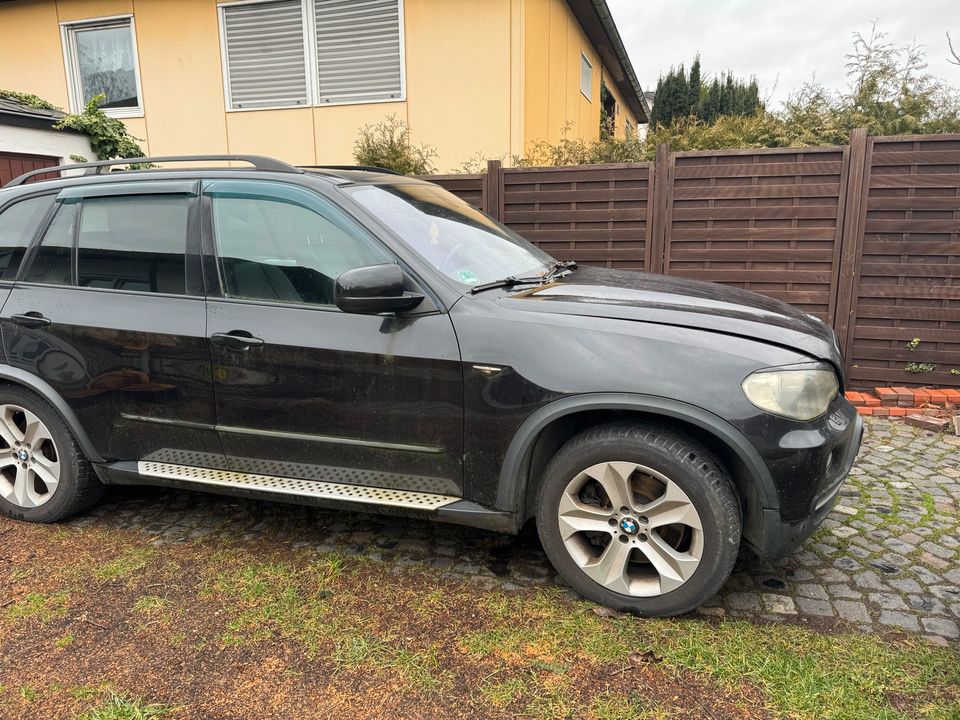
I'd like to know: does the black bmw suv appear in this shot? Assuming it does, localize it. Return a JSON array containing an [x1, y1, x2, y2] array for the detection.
[[0, 155, 861, 616]]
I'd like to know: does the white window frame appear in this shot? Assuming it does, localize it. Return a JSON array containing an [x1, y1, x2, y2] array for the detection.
[[580, 52, 593, 101], [218, 0, 407, 113], [60, 14, 144, 119]]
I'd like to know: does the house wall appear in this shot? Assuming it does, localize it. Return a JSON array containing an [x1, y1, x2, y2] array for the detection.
[[0, 0, 522, 172], [0, 124, 95, 165], [522, 0, 637, 150]]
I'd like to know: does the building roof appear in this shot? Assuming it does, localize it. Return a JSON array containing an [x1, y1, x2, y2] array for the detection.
[[566, 0, 650, 123], [0, 95, 69, 130]]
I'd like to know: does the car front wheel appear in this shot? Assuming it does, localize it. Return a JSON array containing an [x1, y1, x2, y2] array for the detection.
[[536, 422, 741, 617]]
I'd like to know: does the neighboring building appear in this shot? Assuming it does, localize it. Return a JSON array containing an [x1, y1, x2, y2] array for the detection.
[[0, 0, 648, 171], [0, 96, 94, 185]]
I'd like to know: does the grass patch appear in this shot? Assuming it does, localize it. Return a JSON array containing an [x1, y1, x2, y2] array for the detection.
[[459, 590, 960, 720], [75, 693, 173, 720], [478, 675, 526, 708], [205, 555, 342, 653], [94, 547, 155, 581], [333, 632, 445, 692], [6, 591, 69, 623]]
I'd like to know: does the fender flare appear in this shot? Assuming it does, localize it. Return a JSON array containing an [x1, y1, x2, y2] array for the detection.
[[496, 392, 778, 515], [0, 364, 104, 462]]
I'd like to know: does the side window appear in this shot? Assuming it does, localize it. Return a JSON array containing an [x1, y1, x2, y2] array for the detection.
[[77, 195, 188, 294], [25, 201, 77, 286], [0, 195, 55, 281], [208, 181, 392, 306]]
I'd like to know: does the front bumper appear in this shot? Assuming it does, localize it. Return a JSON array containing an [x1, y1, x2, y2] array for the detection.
[[743, 400, 864, 560]]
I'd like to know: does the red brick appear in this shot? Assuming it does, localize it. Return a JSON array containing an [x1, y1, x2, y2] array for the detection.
[[891, 386, 914, 398], [943, 389, 960, 401], [864, 396, 881, 407], [914, 390, 931, 404], [856, 406, 874, 416], [874, 387, 898, 406], [927, 389, 949, 404], [845, 391, 866, 406], [904, 414, 950, 432], [873, 407, 889, 417], [888, 407, 907, 417]]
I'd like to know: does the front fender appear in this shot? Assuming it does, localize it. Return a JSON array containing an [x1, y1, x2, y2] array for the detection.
[[496, 392, 778, 518]]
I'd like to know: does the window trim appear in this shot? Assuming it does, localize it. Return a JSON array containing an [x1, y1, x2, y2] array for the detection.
[[60, 14, 145, 119], [217, 0, 407, 113], [580, 51, 593, 101]]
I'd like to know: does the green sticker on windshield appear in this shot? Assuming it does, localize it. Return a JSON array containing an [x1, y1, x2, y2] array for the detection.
[[457, 270, 480, 285]]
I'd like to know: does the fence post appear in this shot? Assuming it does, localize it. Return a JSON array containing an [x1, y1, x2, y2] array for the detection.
[[833, 127, 871, 374], [484, 159, 503, 222], [646, 143, 670, 274]]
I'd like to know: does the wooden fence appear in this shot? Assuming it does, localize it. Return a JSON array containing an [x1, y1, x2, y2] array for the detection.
[[424, 129, 960, 389]]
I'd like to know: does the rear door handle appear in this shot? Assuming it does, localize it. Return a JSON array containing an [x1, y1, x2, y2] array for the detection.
[[10, 312, 52, 329], [210, 331, 264, 351]]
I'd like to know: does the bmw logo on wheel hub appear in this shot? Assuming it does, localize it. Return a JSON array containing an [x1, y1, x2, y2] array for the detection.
[[619, 517, 640, 535], [16, 449, 29, 462]]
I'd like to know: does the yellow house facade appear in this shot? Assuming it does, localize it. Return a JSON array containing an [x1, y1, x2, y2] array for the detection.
[[0, 0, 648, 171]]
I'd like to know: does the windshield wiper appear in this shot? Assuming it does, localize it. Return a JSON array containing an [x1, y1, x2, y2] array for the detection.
[[470, 260, 576, 294]]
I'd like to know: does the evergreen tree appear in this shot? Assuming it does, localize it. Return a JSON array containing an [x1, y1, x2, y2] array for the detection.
[[687, 55, 701, 115]]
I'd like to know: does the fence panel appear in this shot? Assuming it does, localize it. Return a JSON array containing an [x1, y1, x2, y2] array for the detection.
[[843, 134, 960, 388], [500, 163, 654, 270], [418, 173, 484, 211], [661, 147, 850, 324]]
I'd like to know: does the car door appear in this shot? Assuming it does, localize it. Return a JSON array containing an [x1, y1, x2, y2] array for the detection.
[[201, 179, 464, 497], [0, 181, 224, 467]]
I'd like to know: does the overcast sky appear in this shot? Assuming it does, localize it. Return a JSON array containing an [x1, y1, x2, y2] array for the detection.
[[607, 0, 959, 108]]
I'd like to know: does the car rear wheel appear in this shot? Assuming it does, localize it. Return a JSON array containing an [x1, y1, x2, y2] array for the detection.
[[0, 386, 103, 523], [536, 422, 741, 616]]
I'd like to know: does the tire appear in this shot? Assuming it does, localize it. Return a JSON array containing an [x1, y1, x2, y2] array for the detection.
[[535, 421, 741, 617], [0, 385, 104, 523]]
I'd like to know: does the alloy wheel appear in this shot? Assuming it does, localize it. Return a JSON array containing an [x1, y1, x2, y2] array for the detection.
[[0, 404, 61, 508], [557, 461, 704, 597]]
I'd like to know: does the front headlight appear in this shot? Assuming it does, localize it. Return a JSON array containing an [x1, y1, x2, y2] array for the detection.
[[741, 365, 839, 421]]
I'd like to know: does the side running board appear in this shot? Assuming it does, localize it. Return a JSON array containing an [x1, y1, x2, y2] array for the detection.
[[137, 461, 460, 511]]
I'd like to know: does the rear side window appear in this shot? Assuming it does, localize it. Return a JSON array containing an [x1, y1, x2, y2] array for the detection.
[[0, 195, 55, 281], [24, 194, 190, 295], [77, 195, 188, 294]]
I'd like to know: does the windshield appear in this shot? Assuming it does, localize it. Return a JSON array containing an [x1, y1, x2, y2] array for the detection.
[[346, 183, 553, 288]]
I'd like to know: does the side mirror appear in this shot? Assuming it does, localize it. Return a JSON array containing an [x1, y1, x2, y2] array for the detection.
[[334, 264, 425, 315]]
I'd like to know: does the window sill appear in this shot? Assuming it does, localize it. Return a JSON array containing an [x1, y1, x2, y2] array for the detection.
[[225, 95, 406, 113]]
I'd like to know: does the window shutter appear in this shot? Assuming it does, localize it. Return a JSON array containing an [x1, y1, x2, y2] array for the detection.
[[222, 0, 308, 109], [314, 0, 402, 103]]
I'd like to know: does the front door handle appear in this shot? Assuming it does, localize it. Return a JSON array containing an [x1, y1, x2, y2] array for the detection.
[[10, 312, 52, 329], [210, 331, 264, 351]]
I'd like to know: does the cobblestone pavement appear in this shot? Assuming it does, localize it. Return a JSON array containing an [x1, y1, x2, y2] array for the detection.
[[72, 418, 960, 644]]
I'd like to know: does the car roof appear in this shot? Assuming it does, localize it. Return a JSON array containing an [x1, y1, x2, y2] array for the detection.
[[1, 155, 430, 200]]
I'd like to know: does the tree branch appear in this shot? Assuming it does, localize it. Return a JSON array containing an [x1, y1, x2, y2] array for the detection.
[[949, 31, 960, 66]]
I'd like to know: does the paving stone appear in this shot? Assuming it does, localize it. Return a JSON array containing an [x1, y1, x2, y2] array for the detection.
[[796, 597, 834, 616], [828, 584, 862, 599], [763, 595, 798, 615], [921, 617, 959, 639], [889, 578, 923, 594], [796, 583, 830, 601], [725, 593, 761, 612], [879, 611, 920, 632], [835, 600, 871, 623], [854, 570, 887, 590]]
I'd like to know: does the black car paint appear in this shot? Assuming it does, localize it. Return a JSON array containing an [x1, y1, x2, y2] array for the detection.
[[0, 168, 862, 559]]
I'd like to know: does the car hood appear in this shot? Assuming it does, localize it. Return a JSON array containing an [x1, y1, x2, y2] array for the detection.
[[501, 266, 842, 366]]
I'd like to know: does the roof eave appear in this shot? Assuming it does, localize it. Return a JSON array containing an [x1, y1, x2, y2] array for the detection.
[[565, 0, 650, 123]]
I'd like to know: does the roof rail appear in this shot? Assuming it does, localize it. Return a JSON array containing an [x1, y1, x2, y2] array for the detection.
[[4, 154, 300, 188], [299, 165, 403, 176]]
